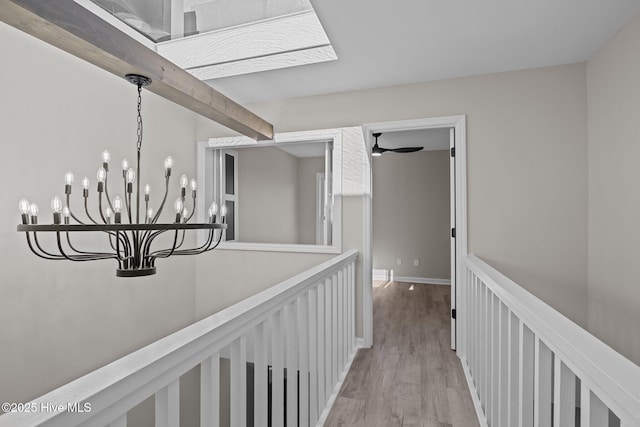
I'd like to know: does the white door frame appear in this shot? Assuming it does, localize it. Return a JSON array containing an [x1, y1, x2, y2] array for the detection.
[[361, 115, 467, 350]]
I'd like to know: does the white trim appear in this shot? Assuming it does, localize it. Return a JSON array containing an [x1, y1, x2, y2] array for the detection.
[[188, 45, 337, 80], [216, 241, 340, 254], [372, 269, 451, 285], [198, 128, 344, 254], [394, 276, 451, 286], [372, 269, 390, 281], [361, 115, 467, 350]]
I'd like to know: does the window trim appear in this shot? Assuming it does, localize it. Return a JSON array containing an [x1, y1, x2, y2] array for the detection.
[[197, 128, 343, 254]]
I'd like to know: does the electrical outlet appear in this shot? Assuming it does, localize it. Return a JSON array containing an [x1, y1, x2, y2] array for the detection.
[[396, 258, 402, 265], [414, 259, 420, 266]]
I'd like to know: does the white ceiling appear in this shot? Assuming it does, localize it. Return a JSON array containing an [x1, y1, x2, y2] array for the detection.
[[206, 0, 640, 104]]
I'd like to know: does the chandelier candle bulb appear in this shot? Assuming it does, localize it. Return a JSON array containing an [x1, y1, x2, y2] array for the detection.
[[220, 204, 227, 223], [82, 177, 90, 198], [164, 156, 173, 177], [64, 172, 74, 195], [208, 202, 218, 223], [29, 203, 38, 224], [101, 150, 110, 170], [16, 74, 226, 277], [190, 179, 197, 198], [97, 167, 106, 193], [179, 174, 188, 197], [19, 199, 30, 224], [174, 198, 184, 223]]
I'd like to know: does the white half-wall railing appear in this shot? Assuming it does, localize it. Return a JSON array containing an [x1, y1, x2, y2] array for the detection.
[[459, 255, 640, 427], [0, 249, 359, 427]]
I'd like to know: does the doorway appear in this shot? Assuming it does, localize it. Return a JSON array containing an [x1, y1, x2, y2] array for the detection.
[[361, 115, 467, 350]]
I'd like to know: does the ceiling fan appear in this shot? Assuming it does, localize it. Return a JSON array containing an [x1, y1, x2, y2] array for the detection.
[[371, 132, 423, 156]]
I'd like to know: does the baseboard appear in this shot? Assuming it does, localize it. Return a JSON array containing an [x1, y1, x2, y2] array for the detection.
[[393, 276, 451, 285], [372, 269, 390, 281], [372, 270, 450, 285], [458, 356, 489, 427]]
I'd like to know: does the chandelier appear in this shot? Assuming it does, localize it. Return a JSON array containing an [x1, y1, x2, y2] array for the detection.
[[16, 74, 227, 277]]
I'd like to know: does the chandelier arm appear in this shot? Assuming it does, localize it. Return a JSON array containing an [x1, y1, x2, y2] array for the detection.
[[25, 232, 65, 260], [157, 229, 223, 257], [124, 178, 131, 223], [98, 193, 108, 224], [152, 176, 171, 224], [56, 232, 118, 262], [64, 232, 114, 257], [103, 174, 115, 213], [127, 192, 133, 225], [151, 227, 220, 257], [147, 229, 180, 264], [108, 230, 130, 262], [115, 230, 136, 270], [33, 232, 65, 258], [185, 194, 196, 223], [66, 194, 86, 225], [141, 228, 168, 258], [84, 198, 100, 225], [172, 229, 187, 251]]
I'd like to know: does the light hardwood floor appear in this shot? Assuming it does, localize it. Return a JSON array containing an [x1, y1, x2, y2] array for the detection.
[[324, 281, 480, 427]]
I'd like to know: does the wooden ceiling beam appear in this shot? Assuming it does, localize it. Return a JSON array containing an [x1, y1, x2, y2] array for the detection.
[[0, 0, 274, 141]]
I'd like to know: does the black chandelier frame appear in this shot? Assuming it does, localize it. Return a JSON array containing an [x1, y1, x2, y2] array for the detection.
[[17, 74, 227, 277]]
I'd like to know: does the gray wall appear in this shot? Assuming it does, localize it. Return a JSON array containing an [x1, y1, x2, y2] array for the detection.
[[297, 156, 324, 244], [0, 21, 199, 424], [372, 150, 450, 280], [197, 61, 589, 328], [587, 12, 640, 365], [237, 146, 299, 243]]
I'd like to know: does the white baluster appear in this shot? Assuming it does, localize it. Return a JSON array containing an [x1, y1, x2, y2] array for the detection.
[[499, 302, 509, 427], [325, 277, 332, 401], [332, 272, 339, 386], [534, 338, 552, 427], [254, 323, 268, 427], [309, 287, 319, 424], [155, 379, 179, 427], [201, 353, 220, 427], [553, 358, 576, 427], [519, 324, 534, 427], [338, 267, 344, 371], [285, 301, 298, 427], [298, 294, 310, 427], [491, 293, 499, 426], [480, 282, 487, 409], [230, 335, 247, 427], [272, 310, 285, 427], [349, 262, 355, 355], [580, 384, 609, 427], [508, 312, 520, 427], [317, 280, 326, 410]]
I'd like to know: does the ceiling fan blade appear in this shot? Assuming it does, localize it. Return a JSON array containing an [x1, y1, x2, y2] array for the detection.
[[390, 146, 423, 153]]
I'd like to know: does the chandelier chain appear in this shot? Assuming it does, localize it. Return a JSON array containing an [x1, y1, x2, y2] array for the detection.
[[136, 84, 143, 152]]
